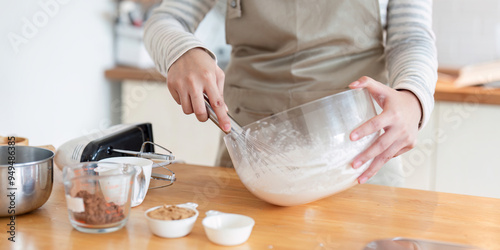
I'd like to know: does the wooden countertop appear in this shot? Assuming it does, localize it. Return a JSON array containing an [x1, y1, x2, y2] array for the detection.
[[2, 164, 499, 249], [105, 67, 166, 82], [105, 66, 500, 105]]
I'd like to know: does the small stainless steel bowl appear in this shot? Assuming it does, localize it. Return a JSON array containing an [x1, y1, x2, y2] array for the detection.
[[0, 146, 54, 217]]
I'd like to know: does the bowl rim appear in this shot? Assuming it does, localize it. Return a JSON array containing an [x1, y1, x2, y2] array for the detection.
[[144, 204, 199, 223], [202, 213, 255, 230], [63, 162, 137, 181], [0, 145, 54, 167], [225, 88, 370, 134]]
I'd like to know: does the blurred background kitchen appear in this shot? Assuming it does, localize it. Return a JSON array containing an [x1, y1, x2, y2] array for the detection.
[[2, 0, 500, 198]]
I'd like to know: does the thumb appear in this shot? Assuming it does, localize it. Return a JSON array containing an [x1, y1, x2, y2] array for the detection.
[[349, 76, 392, 108]]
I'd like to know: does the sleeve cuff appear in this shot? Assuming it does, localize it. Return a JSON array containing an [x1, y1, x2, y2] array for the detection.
[[164, 45, 218, 76], [394, 83, 435, 130]]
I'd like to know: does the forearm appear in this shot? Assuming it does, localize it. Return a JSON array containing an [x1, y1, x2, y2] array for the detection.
[[385, 0, 438, 128], [143, 0, 217, 75]]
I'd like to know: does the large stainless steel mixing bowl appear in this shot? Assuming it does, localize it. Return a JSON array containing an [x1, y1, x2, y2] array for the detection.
[[224, 88, 380, 206], [0, 146, 54, 216]]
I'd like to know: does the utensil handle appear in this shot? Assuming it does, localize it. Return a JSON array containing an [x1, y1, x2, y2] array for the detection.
[[204, 95, 225, 133], [0, 136, 29, 146], [203, 94, 244, 135], [37, 145, 56, 152]]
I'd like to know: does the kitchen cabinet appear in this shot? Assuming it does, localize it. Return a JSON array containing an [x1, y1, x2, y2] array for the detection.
[[107, 67, 500, 199], [401, 80, 500, 199], [402, 101, 500, 199], [434, 102, 500, 197]]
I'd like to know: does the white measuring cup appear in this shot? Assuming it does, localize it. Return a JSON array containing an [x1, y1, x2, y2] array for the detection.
[[98, 157, 152, 207]]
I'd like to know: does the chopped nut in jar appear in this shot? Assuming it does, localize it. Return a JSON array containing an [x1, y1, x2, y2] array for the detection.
[[147, 205, 195, 220]]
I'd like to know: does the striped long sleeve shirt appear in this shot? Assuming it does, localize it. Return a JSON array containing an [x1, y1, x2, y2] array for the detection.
[[143, 0, 437, 127]]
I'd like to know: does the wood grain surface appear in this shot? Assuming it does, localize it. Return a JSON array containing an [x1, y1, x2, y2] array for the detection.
[[2, 164, 499, 250]]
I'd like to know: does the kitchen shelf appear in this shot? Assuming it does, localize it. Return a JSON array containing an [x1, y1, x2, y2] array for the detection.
[[105, 66, 500, 105]]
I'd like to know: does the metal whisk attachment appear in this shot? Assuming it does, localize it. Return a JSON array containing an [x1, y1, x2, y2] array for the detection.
[[204, 94, 292, 173], [110, 141, 178, 189]]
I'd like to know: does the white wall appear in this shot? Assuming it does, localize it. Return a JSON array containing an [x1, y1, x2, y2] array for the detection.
[[0, 0, 119, 148], [433, 0, 500, 67]]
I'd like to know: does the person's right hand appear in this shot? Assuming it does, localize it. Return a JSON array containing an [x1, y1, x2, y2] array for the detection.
[[166, 47, 231, 132]]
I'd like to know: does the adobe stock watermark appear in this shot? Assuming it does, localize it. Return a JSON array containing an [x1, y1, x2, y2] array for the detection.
[[6, 137, 17, 243], [7, 0, 73, 54]]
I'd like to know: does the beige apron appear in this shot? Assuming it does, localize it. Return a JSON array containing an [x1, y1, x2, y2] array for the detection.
[[216, 0, 405, 186]]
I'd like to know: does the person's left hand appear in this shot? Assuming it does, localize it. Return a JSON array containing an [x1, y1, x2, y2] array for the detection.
[[348, 76, 422, 184]]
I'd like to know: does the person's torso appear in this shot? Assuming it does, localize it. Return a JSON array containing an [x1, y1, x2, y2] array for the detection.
[[224, 0, 388, 126]]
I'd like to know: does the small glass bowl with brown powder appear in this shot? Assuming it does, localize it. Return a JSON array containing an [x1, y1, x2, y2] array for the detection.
[[145, 202, 199, 238]]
